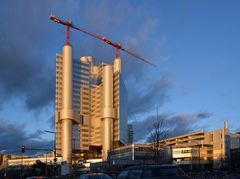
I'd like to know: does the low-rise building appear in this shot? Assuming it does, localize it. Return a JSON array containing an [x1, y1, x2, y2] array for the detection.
[[0, 152, 62, 168], [108, 143, 171, 165], [91, 143, 171, 173], [159, 122, 230, 169]]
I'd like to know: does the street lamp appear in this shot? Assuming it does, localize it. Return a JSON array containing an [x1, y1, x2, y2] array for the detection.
[[44, 130, 57, 167]]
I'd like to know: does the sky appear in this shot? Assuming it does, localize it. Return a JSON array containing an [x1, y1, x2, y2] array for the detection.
[[0, 0, 240, 155]]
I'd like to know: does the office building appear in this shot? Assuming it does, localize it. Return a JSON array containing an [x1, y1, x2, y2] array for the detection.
[[159, 122, 230, 169], [55, 48, 129, 161]]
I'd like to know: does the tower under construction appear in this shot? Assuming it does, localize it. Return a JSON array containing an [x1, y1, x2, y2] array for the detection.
[[50, 15, 153, 163]]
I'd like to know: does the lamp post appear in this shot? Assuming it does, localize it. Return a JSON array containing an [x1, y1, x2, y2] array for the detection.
[[44, 130, 57, 175]]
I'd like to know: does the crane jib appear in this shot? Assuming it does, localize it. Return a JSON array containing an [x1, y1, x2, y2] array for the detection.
[[50, 14, 156, 67]]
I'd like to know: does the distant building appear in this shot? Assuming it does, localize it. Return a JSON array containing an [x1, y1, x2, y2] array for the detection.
[[0, 152, 61, 167], [8, 156, 61, 167], [55, 52, 129, 161], [159, 122, 231, 169]]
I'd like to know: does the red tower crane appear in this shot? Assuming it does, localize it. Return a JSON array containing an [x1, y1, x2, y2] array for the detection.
[[50, 15, 156, 67]]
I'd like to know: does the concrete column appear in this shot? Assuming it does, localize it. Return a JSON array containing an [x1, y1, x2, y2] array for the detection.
[[62, 119, 72, 163], [61, 44, 74, 164], [114, 57, 121, 74], [101, 65, 114, 160]]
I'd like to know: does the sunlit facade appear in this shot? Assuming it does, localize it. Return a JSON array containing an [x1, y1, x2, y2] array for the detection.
[[55, 54, 128, 160], [159, 122, 230, 169]]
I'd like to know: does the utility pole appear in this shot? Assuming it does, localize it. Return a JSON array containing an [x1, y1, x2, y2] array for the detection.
[[20, 145, 25, 179]]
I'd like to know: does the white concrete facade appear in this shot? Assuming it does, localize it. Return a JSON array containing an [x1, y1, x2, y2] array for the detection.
[[60, 45, 74, 164], [55, 48, 128, 161]]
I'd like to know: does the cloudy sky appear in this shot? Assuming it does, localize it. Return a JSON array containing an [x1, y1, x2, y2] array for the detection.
[[0, 0, 240, 154]]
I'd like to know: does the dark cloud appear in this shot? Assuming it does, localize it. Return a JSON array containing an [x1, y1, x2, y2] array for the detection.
[[28, 130, 44, 139], [167, 114, 198, 137], [166, 112, 212, 137], [0, 119, 53, 155], [132, 111, 213, 143], [196, 112, 212, 119], [128, 73, 174, 115], [0, 1, 57, 110], [132, 115, 155, 142], [132, 112, 169, 142]]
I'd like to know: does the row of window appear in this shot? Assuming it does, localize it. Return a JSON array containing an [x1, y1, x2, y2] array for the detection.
[[73, 75, 89, 81], [173, 150, 191, 154]]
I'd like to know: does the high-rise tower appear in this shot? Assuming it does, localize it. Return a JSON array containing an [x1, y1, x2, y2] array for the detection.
[[55, 53, 128, 161]]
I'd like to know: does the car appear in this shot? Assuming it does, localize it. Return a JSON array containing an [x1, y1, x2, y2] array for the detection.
[[25, 177, 48, 179], [77, 173, 113, 179], [117, 164, 190, 179]]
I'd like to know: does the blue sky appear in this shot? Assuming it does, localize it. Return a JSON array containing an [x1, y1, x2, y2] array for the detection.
[[0, 0, 239, 154]]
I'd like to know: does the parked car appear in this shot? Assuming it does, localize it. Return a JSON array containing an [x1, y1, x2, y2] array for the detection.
[[117, 164, 190, 179], [25, 177, 48, 179], [77, 173, 112, 179]]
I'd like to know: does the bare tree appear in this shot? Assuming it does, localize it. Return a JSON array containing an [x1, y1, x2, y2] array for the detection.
[[149, 108, 168, 164]]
